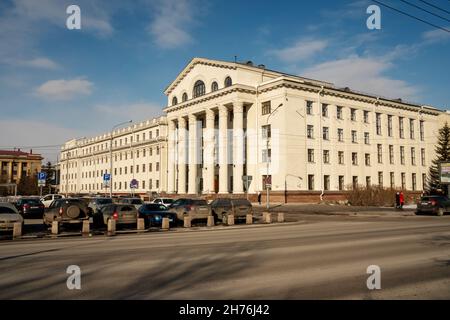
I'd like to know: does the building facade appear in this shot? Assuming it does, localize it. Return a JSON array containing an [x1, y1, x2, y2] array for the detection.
[[0, 149, 43, 184], [60, 57, 449, 201], [60, 117, 168, 196]]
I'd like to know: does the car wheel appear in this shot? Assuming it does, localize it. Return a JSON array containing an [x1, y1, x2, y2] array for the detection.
[[437, 208, 444, 216]]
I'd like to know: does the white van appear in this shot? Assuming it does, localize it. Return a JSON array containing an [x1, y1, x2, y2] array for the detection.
[[40, 194, 65, 208]]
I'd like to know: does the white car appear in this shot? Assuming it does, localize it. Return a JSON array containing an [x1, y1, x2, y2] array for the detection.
[[0, 202, 24, 231], [152, 197, 175, 207], [40, 194, 65, 208]]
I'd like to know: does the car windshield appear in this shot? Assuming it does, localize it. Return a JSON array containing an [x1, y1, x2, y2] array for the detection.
[[142, 204, 167, 211], [232, 199, 251, 206], [172, 199, 186, 206], [163, 199, 174, 204], [21, 199, 41, 205], [422, 196, 448, 202], [0, 206, 17, 214], [96, 198, 113, 205], [193, 200, 207, 206], [129, 199, 143, 204]]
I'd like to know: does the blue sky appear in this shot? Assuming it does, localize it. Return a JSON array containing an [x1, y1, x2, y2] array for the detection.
[[0, 0, 449, 162]]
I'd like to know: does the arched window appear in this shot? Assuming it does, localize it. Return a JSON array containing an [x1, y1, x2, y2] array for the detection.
[[193, 80, 205, 98], [182, 92, 188, 102], [224, 76, 232, 87], [211, 81, 218, 92], [172, 96, 178, 106]]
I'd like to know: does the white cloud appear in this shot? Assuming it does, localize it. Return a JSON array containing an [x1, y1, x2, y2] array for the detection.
[[18, 57, 60, 70], [35, 78, 94, 101], [269, 39, 328, 62], [148, 0, 196, 49], [422, 28, 450, 44], [302, 56, 419, 101]]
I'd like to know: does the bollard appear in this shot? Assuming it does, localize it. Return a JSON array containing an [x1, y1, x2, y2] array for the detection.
[[207, 215, 215, 227], [51, 221, 59, 235], [246, 214, 253, 225], [13, 222, 22, 239], [183, 216, 191, 228], [263, 212, 272, 224], [82, 220, 90, 234], [107, 219, 116, 235], [227, 214, 235, 226], [161, 217, 170, 230], [137, 218, 145, 231], [277, 212, 285, 223]]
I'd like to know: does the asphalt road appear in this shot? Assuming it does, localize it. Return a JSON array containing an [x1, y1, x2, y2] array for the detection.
[[0, 214, 449, 299]]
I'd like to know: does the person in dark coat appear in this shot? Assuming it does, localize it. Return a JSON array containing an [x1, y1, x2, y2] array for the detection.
[[395, 192, 400, 209], [257, 192, 262, 205]]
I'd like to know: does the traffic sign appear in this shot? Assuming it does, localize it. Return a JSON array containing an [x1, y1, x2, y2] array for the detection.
[[37, 172, 46, 186], [130, 179, 138, 189], [103, 173, 111, 187]]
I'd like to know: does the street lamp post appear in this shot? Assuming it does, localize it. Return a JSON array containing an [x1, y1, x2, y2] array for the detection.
[[110, 120, 132, 198], [265, 103, 283, 211]]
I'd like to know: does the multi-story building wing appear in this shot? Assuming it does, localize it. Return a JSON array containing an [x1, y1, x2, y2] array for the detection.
[[60, 117, 167, 196]]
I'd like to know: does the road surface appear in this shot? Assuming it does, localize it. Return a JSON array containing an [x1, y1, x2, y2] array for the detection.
[[0, 214, 449, 299]]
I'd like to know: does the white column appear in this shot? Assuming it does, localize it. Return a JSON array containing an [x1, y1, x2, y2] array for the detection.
[[204, 109, 216, 193], [178, 117, 187, 194], [188, 114, 198, 194], [218, 105, 229, 194], [233, 102, 244, 193], [167, 119, 176, 193]]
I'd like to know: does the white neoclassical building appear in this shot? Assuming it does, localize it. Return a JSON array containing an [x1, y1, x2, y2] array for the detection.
[[61, 57, 449, 201]]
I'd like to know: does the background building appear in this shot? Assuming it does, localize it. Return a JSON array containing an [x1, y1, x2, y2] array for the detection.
[[0, 149, 42, 184]]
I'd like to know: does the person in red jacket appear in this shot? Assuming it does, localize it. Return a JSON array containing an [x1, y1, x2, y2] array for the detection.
[[399, 192, 405, 209]]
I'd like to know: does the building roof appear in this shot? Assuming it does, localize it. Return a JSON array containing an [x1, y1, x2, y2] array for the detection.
[[0, 149, 43, 159]]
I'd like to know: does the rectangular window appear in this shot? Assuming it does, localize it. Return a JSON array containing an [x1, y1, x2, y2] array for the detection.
[[399, 117, 404, 138], [322, 104, 328, 117], [338, 128, 344, 142], [390, 172, 395, 189], [308, 175, 315, 191], [400, 146, 405, 165], [142, 164, 146, 172], [420, 120, 424, 141], [262, 125, 271, 139], [364, 110, 369, 123], [412, 173, 417, 191], [421, 148, 425, 166], [352, 152, 358, 165], [351, 108, 356, 121], [338, 151, 344, 164], [422, 173, 427, 190], [389, 145, 394, 164], [364, 132, 370, 144], [262, 101, 271, 115], [365, 153, 371, 166], [322, 127, 329, 140], [366, 176, 371, 188], [411, 147, 416, 165], [324, 175, 330, 191], [378, 172, 383, 187], [156, 180, 159, 188], [351, 130, 357, 143], [262, 149, 271, 163], [376, 113, 382, 135], [352, 176, 358, 189], [336, 106, 343, 119], [388, 115, 393, 137], [156, 162, 160, 171], [306, 101, 313, 115], [323, 150, 330, 164], [377, 144, 383, 164], [307, 125, 314, 139], [410, 119, 415, 139], [339, 176, 344, 191], [308, 149, 314, 163], [142, 180, 145, 189], [401, 173, 406, 190]]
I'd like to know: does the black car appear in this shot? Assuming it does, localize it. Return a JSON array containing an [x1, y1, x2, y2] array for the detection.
[[15, 197, 45, 218], [138, 203, 176, 227], [43, 198, 90, 226], [416, 195, 450, 216]]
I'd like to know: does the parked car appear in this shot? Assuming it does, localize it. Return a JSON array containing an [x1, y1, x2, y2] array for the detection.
[[43, 198, 90, 226], [210, 198, 253, 223], [40, 194, 65, 208], [121, 198, 144, 209], [138, 203, 177, 227], [15, 197, 45, 218], [152, 197, 175, 207], [168, 198, 211, 222], [100, 204, 138, 227], [0, 202, 24, 231], [416, 195, 450, 216], [87, 197, 113, 226]]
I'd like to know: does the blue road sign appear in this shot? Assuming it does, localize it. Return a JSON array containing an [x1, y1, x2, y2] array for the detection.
[[130, 179, 138, 189], [37, 172, 47, 180], [103, 173, 111, 181]]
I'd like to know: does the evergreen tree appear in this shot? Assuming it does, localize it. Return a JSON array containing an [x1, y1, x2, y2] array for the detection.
[[42, 161, 55, 194], [17, 175, 38, 195], [427, 122, 450, 194]]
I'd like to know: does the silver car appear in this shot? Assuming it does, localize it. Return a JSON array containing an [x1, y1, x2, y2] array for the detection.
[[0, 202, 24, 231], [169, 198, 211, 222], [210, 198, 253, 223]]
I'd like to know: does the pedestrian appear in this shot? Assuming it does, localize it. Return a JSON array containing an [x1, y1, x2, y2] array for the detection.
[[399, 191, 405, 209], [257, 192, 262, 205], [395, 192, 400, 209]]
